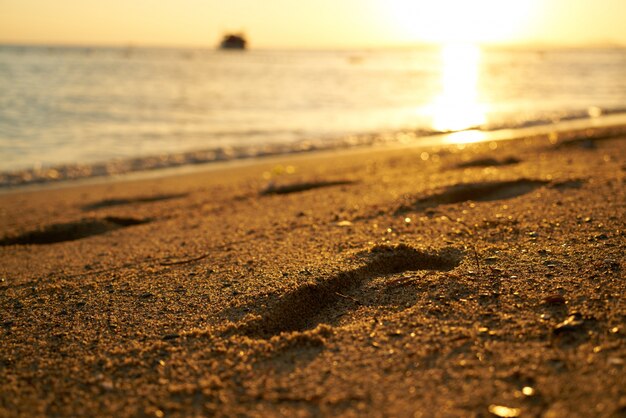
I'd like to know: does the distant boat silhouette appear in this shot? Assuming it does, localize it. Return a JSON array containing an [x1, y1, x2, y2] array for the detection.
[[219, 34, 247, 50]]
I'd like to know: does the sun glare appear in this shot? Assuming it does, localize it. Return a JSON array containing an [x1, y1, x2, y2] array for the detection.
[[427, 43, 486, 132], [383, 0, 536, 44]]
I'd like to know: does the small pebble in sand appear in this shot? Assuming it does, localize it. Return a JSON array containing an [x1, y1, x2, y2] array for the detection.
[[522, 386, 535, 396], [554, 313, 584, 334], [543, 294, 566, 305], [100, 379, 114, 391], [603, 259, 620, 271], [488, 404, 521, 417]]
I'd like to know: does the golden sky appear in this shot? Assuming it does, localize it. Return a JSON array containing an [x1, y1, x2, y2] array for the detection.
[[2, 0, 626, 48]]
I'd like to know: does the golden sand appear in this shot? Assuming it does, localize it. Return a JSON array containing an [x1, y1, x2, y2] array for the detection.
[[0, 129, 624, 417]]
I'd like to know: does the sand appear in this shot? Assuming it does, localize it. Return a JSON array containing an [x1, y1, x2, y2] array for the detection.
[[0, 127, 625, 417]]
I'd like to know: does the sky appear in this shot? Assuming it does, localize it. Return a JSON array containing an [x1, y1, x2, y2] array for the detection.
[[2, 0, 626, 48]]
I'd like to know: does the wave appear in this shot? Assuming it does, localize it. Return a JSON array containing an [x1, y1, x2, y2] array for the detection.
[[2, 112, 626, 190]]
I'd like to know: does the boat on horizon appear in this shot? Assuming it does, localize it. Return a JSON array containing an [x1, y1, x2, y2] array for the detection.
[[219, 33, 247, 50]]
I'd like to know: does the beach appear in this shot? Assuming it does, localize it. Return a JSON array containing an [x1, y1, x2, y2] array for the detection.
[[0, 126, 625, 417]]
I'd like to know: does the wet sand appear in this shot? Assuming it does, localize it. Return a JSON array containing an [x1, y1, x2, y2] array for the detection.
[[0, 128, 625, 417]]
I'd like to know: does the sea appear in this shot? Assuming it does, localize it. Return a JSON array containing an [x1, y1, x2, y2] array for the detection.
[[1, 44, 626, 186]]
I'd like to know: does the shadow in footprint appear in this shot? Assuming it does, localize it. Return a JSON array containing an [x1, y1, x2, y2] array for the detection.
[[261, 180, 355, 196], [82, 193, 187, 210], [239, 244, 463, 338], [0, 216, 151, 246], [550, 179, 585, 190], [454, 156, 520, 169], [397, 179, 549, 213]]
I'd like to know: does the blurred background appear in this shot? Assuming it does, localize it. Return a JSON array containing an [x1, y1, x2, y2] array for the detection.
[[1, 0, 625, 177]]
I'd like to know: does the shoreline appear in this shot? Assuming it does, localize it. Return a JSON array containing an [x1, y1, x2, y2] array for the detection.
[[3, 113, 626, 194], [1, 123, 624, 416]]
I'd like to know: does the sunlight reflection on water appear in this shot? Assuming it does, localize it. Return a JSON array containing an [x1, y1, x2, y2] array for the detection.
[[2, 45, 626, 171], [428, 43, 487, 132]]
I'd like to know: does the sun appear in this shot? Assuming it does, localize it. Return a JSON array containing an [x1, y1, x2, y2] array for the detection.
[[381, 0, 536, 44]]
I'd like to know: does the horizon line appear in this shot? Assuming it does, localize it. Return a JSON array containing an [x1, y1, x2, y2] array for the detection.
[[1, 39, 625, 51]]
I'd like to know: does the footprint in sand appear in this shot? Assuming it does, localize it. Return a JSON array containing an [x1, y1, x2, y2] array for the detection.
[[396, 179, 550, 213], [454, 156, 521, 169], [554, 132, 621, 150], [260, 180, 355, 196], [0, 216, 151, 246], [238, 244, 463, 339], [82, 193, 187, 210]]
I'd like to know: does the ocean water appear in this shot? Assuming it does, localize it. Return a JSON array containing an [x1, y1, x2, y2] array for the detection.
[[1, 44, 626, 184]]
